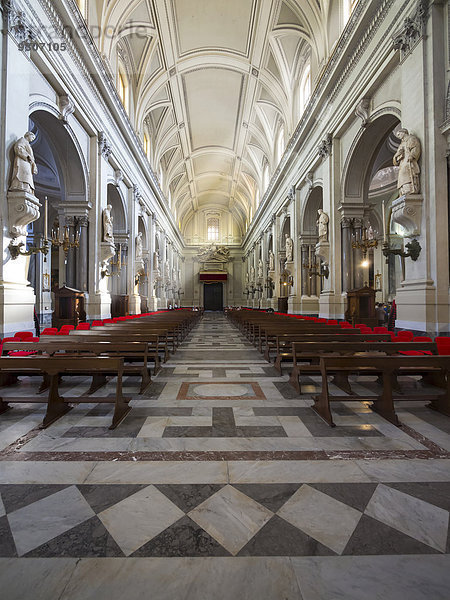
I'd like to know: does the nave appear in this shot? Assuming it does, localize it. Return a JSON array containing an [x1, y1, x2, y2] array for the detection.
[[0, 313, 449, 599]]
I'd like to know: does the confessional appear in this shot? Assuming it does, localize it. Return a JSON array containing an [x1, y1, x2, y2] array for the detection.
[[53, 286, 86, 329], [345, 286, 376, 327]]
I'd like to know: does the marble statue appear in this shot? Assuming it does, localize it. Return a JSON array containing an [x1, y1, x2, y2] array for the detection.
[[250, 265, 255, 281], [164, 259, 170, 277], [317, 208, 329, 241], [153, 251, 160, 272], [269, 250, 275, 271], [102, 204, 114, 243], [135, 232, 143, 261], [285, 233, 293, 262], [393, 128, 421, 195], [9, 132, 38, 194], [245, 272, 249, 285], [258, 259, 264, 278]]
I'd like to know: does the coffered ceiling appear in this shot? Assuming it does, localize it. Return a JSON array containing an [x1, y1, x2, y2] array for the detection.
[[93, 0, 344, 236]]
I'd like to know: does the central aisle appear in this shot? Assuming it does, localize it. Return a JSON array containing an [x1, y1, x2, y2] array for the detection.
[[0, 312, 449, 599]]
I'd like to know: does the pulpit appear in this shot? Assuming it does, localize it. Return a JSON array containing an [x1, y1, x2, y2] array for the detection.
[[53, 286, 86, 329], [345, 286, 376, 327], [277, 297, 288, 314], [111, 294, 129, 318]]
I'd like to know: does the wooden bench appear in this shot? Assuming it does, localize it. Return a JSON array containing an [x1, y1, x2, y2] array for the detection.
[[0, 356, 129, 429], [46, 333, 164, 374], [289, 341, 438, 394], [270, 333, 392, 366], [312, 354, 450, 427], [2, 340, 152, 395]]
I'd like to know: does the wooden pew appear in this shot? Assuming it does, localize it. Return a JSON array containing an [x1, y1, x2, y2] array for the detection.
[[312, 354, 450, 427], [289, 341, 438, 394], [46, 332, 164, 373], [273, 333, 393, 371], [3, 340, 152, 394], [0, 356, 129, 429]]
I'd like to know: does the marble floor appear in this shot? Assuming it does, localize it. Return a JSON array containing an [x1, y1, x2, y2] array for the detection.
[[0, 313, 449, 599]]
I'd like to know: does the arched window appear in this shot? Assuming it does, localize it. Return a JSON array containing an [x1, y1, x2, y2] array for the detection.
[[276, 125, 285, 163], [343, 0, 357, 25], [118, 70, 129, 112], [207, 218, 219, 241], [76, 0, 86, 17], [143, 134, 150, 159], [299, 66, 311, 116], [262, 161, 270, 193]]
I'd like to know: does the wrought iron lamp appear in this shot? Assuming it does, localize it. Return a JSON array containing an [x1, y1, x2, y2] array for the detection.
[[9, 196, 50, 260]]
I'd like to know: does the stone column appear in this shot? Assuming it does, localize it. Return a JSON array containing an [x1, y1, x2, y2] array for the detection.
[[353, 218, 364, 288], [310, 245, 318, 297], [301, 245, 308, 296], [76, 215, 89, 291], [341, 217, 353, 292]]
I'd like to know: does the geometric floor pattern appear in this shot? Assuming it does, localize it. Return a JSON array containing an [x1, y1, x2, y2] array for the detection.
[[0, 313, 449, 598]]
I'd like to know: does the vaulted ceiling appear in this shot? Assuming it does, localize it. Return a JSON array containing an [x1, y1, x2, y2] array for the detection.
[[90, 0, 346, 237]]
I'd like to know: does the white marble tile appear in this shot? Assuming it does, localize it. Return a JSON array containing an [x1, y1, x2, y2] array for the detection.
[[167, 416, 211, 426], [188, 485, 273, 555], [365, 483, 449, 552], [278, 416, 314, 437], [84, 461, 229, 484], [229, 460, 371, 484], [0, 558, 78, 600], [191, 406, 212, 416], [8, 485, 95, 556], [397, 411, 450, 451], [233, 415, 281, 426], [356, 459, 450, 482], [137, 417, 168, 437], [0, 415, 44, 451], [278, 485, 362, 554], [20, 436, 132, 453], [0, 461, 97, 484], [98, 485, 184, 556], [291, 555, 450, 600]]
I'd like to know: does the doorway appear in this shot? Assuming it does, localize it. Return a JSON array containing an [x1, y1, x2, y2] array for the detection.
[[204, 283, 223, 311]]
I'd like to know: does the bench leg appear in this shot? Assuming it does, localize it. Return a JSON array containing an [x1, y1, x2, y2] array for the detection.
[[0, 397, 12, 415], [422, 371, 447, 389], [331, 371, 352, 394], [110, 370, 131, 429], [274, 357, 283, 375], [154, 356, 161, 375], [139, 369, 152, 394], [427, 370, 450, 417], [87, 374, 108, 395], [288, 368, 301, 394], [0, 373, 18, 387], [42, 373, 72, 428], [370, 371, 400, 426], [312, 370, 335, 427]]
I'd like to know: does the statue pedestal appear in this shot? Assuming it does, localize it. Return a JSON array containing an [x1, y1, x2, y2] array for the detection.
[[0, 281, 36, 337], [129, 294, 141, 315], [7, 190, 41, 238], [149, 296, 158, 311], [391, 194, 423, 237]]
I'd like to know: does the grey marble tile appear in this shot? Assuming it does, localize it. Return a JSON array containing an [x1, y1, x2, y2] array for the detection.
[[0, 557, 78, 600], [291, 555, 450, 600], [0, 484, 69, 514], [7, 485, 95, 556], [364, 483, 449, 552], [0, 515, 17, 556], [155, 484, 225, 512], [98, 484, 185, 556], [188, 485, 273, 555], [278, 484, 362, 554]]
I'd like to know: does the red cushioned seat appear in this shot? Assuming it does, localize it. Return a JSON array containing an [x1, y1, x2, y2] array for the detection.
[[41, 328, 57, 335], [340, 322, 353, 328], [14, 331, 34, 340], [413, 336, 432, 342], [436, 337, 450, 355], [327, 319, 338, 325], [76, 323, 90, 330], [60, 325, 74, 333], [92, 320, 104, 327], [374, 327, 389, 334], [397, 331, 414, 341]]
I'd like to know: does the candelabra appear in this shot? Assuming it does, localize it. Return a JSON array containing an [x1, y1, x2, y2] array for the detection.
[[351, 225, 378, 259], [110, 244, 127, 276], [51, 224, 80, 257]]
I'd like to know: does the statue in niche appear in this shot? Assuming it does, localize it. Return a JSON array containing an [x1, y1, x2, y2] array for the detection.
[[285, 233, 293, 262], [258, 259, 264, 279], [9, 132, 38, 194], [316, 208, 329, 241], [245, 272, 249, 285], [102, 204, 114, 243], [135, 232, 143, 261], [393, 128, 421, 195], [153, 251, 160, 273], [250, 265, 255, 281], [269, 250, 275, 271], [367, 225, 375, 240], [164, 259, 170, 277]]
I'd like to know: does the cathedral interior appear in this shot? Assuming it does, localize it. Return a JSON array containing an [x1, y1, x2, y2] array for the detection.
[[0, 1, 449, 598]]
